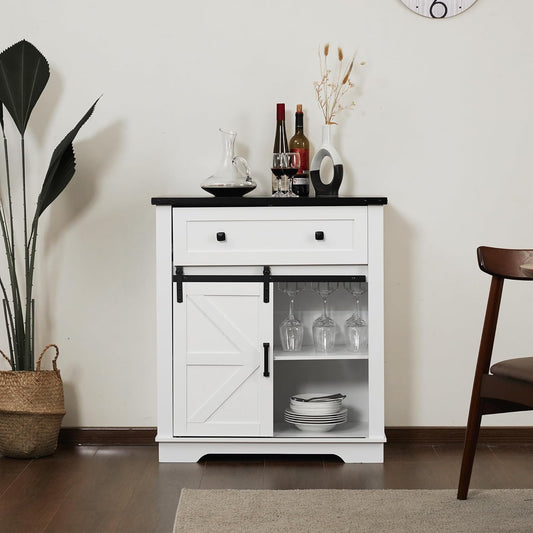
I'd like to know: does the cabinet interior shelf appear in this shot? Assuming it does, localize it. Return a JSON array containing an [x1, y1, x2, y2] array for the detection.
[[274, 420, 368, 439], [274, 347, 368, 361]]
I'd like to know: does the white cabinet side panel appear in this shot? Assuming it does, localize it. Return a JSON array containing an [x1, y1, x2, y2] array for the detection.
[[155, 206, 173, 438], [367, 205, 385, 439]]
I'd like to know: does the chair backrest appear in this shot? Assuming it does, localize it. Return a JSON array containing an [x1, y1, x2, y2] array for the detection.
[[477, 246, 533, 280]]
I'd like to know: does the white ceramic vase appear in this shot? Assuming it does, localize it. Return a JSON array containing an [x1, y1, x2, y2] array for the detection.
[[310, 124, 344, 197]]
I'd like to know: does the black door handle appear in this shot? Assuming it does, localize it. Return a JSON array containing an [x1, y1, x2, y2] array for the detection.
[[263, 342, 270, 377], [216, 232, 226, 242], [315, 231, 324, 241]]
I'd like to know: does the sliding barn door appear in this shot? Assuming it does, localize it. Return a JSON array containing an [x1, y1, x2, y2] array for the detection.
[[173, 282, 273, 436]]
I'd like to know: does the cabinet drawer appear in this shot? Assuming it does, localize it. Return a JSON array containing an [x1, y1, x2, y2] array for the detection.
[[173, 206, 367, 265]]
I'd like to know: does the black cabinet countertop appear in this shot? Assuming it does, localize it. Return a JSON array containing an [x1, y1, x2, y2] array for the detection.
[[151, 196, 388, 207]]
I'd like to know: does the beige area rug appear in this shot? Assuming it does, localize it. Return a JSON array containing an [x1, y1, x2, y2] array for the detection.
[[174, 488, 533, 533]]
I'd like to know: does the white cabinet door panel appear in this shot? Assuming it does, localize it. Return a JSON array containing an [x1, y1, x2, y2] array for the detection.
[[173, 282, 273, 436]]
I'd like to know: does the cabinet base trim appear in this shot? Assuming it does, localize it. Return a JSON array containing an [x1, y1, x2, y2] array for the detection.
[[158, 441, 384, 463]]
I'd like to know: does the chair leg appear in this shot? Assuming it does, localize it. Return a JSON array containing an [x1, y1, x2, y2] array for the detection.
[[457, 402, 483, 500]]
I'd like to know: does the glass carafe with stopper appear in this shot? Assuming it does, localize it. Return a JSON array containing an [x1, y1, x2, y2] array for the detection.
[[202, 129, 256, 197]]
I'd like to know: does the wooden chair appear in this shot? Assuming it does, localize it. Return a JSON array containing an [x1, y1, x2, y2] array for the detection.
[[457, 246, 533, 499]]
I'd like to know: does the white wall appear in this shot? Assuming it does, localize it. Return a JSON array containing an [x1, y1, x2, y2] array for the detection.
[[1, 0, 533, 427]]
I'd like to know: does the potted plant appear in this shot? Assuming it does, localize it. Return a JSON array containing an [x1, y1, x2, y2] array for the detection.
[[0, 40, 98, 458]]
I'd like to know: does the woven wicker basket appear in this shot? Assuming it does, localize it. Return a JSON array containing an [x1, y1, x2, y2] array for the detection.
[[0, 345, 65, 458]]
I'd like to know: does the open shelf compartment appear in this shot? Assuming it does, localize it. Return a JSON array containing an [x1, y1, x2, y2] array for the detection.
[[273, 358, 369, 439]]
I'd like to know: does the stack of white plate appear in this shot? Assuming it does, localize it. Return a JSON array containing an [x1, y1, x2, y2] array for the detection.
[[284, 392, 347, 432]]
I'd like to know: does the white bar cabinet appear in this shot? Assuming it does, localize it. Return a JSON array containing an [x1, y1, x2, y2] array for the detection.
[[151, 196, 387, 463]]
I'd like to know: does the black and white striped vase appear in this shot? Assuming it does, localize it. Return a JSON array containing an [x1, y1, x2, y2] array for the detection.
[[310, 124, 343, 197]]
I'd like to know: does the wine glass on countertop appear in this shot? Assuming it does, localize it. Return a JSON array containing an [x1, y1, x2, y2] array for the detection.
[[283, 152, 300, 198], [272, 153, 287, 197]]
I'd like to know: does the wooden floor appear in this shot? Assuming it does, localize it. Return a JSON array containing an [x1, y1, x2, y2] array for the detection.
[[1, 443, 533, 532]]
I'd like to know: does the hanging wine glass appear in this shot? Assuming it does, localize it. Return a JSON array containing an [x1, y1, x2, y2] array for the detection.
[[278, 282, 305, 351], [311, 281, 338, 353], [343, 282, 368, 352]]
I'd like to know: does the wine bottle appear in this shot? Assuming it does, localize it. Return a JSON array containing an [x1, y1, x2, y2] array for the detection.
[[272, 103, 289, 194], [289, 104, 310, 197]]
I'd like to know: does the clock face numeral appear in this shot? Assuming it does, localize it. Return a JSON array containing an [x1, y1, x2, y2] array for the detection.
[[430, 1, 448, 18], [400, 0, 478, 18]]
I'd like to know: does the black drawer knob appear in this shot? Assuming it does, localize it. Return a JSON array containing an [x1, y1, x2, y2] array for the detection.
[[315, 231, 325, 241], [216, 232, 226, 242]]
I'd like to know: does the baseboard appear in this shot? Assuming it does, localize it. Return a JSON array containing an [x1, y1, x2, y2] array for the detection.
[[386, 426, 533, 444], [58, 426, 533, 446], [59, 427, 157, 446]]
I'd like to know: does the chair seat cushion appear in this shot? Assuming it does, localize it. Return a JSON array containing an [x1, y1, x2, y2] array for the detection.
[[490, 357, 533, 384]]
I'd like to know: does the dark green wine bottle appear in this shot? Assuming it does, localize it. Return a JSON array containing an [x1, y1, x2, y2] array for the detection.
[[272, 103, 289, 193], [289, 104, 310, 197]]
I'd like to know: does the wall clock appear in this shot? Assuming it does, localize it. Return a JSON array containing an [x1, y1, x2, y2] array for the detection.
[[400, 0, 478, 18]]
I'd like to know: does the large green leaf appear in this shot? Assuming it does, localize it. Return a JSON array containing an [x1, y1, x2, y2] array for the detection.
[[35, 99, 98, 219], [0, 40, 49, 135]]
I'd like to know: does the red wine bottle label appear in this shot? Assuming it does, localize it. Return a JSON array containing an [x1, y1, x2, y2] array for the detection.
[[292, 175, 309, 185], [291, 148, 309, 174]]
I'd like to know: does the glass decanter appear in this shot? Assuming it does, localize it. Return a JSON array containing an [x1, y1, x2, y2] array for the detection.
[[201, 129, 256, 197]]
